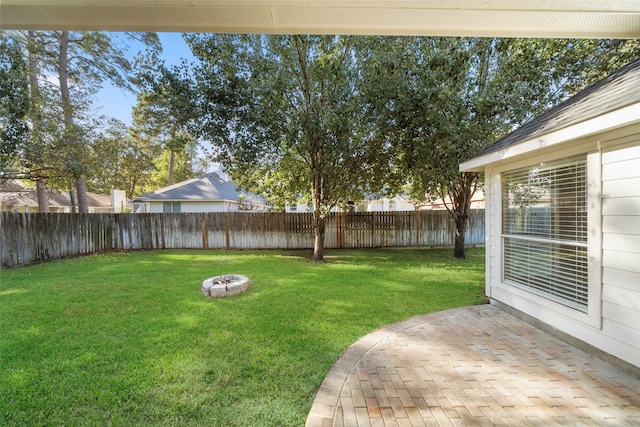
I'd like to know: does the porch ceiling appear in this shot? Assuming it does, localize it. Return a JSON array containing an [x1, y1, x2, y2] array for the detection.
[[2, 0, 640, 38]]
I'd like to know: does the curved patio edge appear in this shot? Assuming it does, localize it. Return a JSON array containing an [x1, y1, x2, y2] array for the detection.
[[305, 307, 464, 426], [305, 304, 640, 426]]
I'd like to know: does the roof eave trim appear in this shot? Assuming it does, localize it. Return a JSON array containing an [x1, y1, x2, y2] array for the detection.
[[460, 101, 640, 172]]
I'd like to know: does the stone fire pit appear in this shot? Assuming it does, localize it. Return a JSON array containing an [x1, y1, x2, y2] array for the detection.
[[202, 275, 250, 298]]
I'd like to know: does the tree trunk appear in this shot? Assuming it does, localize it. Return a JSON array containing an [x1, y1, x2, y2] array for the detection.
[[310, 163, 327, 262], [28, 32, 50, 213], [27, 31, 39, 100], [36, 180, 49, 213], [445, 172, 478, 260], [168, 149, 175, 186], [453, 214, 467, 259], [59, 31, 89, 213], [75, 176, 89, 213], [69, 187, 77, 213], [312, 210, 325, 262]]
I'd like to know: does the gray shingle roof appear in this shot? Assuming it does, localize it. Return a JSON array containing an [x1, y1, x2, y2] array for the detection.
[[133, 172, 263, 203], [468, 57, 640, 161], [0, 181, 112, 208]]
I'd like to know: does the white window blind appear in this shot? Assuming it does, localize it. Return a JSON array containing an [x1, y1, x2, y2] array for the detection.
[[502, 156, 588, 312]]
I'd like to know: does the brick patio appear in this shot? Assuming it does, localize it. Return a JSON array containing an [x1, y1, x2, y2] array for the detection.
[[306, 305, 640, 426]]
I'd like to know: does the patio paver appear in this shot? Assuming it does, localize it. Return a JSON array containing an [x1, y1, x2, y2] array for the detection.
[[306, 304, 640, 426]]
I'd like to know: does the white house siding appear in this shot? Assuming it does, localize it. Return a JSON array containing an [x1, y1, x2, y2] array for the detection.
[[600, 139, 640, 367], [148, 201, 232, 213], [483, 129, 640, 368], [484, 169, 502, 301], [286, 202, 312, 213], [366, 198, 415, 212], [286, 197, 415, 213]]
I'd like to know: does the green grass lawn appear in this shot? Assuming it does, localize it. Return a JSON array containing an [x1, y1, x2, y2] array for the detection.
[[0, 247, 485, 426]]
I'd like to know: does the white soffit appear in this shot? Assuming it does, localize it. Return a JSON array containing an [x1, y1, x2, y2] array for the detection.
[[1, 0, 640, 37]]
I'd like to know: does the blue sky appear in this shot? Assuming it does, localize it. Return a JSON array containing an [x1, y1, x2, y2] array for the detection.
[[95, 32, 196, 126]]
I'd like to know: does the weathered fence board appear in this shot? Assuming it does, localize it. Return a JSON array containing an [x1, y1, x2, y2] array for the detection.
[[0, 210, 485, 268]]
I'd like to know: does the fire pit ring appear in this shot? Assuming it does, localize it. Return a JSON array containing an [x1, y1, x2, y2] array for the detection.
[[202, 275, 250, 298]]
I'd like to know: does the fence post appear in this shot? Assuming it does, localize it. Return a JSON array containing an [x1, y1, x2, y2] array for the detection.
[[371, 212, 376, 248], [338, 212, 346, 248], [415, 210, 421, 245], [201, 214, 208, 249], [224, 212, 230, 249]]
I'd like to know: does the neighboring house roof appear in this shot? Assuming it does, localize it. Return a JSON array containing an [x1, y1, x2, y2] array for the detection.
[[0, 181, 112, 209], [462, 57, 640, 170], [133, 172, 265, 205]]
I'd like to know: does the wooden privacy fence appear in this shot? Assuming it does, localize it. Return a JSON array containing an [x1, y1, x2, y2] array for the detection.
[[0, 210, 484, 268]]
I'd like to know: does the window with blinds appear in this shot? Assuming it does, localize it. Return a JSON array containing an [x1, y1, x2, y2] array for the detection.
[[502, 156, 588, 312], [163, 202, 181, 213]]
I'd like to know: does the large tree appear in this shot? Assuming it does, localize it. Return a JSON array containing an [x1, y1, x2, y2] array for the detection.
[[0, 35, 30, 176], [53, 31, 160, 212], [0, 31, 67, 211], [86, 118, 158, 199], [185, 34, 393, 261], [135, 57, 202, 187], [0, 30, 160, 212], [362, 37, 640, 259]]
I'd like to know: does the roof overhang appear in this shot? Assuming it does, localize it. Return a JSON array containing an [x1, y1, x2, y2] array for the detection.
[[460, 102, 640, 172], [2, 1, 640, 38]]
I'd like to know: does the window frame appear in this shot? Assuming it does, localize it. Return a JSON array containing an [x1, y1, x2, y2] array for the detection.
[[494, 150, 602, 329], [501, 155, 589, 312], [162, 201, 181, 213]]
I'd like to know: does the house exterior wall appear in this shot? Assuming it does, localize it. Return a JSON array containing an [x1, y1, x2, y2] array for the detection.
[[148, 200, 234, 213], [110, 189, 127, 213], [286, 202, 313, 213], [600, 139, 640, 367], [2, 204, 113, 213], [286, 200, 415, 213], [483, 124, 640, 368], [365, 197, 415, 212]]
